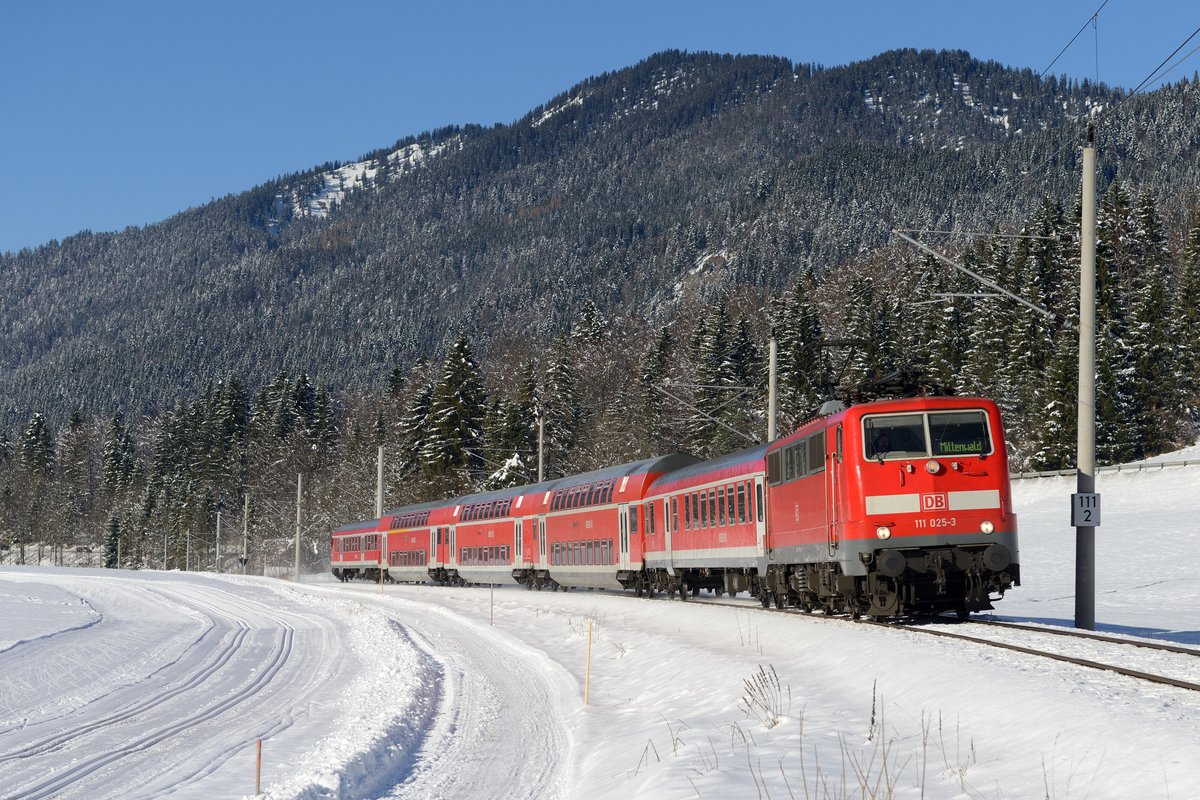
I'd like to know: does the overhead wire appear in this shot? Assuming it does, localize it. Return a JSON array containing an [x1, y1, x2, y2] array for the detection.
[[1039, 0, 1111, 79], [904, 5, 1200, 254]]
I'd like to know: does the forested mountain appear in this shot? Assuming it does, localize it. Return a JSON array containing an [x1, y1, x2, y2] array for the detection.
[[2, 49, 1199, 568], [5, 47, 1186, 419]]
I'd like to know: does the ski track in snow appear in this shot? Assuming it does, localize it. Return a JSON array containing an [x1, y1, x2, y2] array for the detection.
[[1, 454, 1200, 799], [0, 573, 342, 799]]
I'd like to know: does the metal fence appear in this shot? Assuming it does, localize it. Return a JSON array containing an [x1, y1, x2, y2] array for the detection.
[[1011, 458, 1200, 480]]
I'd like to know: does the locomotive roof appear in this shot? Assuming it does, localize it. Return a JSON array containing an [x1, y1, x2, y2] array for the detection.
[[648, 442, 769, 493]]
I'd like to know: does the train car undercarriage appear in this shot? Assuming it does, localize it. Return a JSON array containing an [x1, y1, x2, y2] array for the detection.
[[634, 543, 1019, 618]]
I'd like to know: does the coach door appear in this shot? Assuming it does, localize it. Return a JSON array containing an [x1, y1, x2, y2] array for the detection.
[[826, 425, 843, 557], [617, 503, 630, 569], [448, 525, 457, 568], [662, 499, 674, 568], [754, 477, 767, 557], [537, 515, 547, 568], [617, 504, 632, 570]]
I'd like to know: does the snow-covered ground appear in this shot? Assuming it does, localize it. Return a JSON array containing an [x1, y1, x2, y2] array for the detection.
[[2, 451, 1199, 799]]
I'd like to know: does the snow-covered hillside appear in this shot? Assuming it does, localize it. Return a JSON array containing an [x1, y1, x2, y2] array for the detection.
[[2, 456, 1198, 799]]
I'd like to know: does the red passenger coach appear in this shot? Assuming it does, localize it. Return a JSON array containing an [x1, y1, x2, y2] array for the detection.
[[331, 517, 388, 581], [643, 445, 770, 597], [534, 455, 698, 591]]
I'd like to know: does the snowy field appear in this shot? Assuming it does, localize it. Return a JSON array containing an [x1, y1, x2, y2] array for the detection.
[[2, 450, 1199, 799]]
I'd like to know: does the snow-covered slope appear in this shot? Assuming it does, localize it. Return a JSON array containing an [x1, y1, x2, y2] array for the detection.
[[1, 455, 1198, 799]]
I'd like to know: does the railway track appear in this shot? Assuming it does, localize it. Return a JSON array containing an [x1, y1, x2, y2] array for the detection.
[[690, 595, 1200, 693]]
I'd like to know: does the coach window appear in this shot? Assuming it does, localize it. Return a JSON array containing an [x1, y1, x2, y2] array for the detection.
[[755, 483, 764, 522], [708, 489, 717, 527], [717, 487, 726, 527], [736, 483, 746, 523], [697, 491, 707, 528], [629, 506, 638, 535]]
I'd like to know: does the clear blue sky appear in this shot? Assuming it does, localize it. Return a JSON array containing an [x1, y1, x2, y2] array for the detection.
[[3, 0, 1197, 254]]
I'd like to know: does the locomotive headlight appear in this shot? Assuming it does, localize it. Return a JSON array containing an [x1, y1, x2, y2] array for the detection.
[[924, 460, 942, 475], [875, 525, 892, 540], [980, 520, 995, 534]]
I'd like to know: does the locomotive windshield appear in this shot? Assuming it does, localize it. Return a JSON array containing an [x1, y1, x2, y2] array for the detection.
[[864, 410, 992, 460]]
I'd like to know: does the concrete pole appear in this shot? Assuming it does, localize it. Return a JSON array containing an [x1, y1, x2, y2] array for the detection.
[[294, 473, 303, 581], [537, 414, 545, 483], [1076, 127, 1097, 630], [242, 494, 249, 575], [215, 511, 221, 573], [767, 337, 778, 442], [376, 445, 385, 518]]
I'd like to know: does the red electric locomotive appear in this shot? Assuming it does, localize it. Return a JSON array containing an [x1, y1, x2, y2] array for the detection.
[[331, 396, 1018, 618]]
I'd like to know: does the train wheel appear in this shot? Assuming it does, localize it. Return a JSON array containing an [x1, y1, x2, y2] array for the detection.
[[759, 592, 770, 609], [773, 592, 786, 609], [691, 585, 700, 597], [678, 582, 688, 602]]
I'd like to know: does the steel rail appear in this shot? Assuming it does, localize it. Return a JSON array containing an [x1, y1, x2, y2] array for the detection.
[[689, 597, 1200, 693]]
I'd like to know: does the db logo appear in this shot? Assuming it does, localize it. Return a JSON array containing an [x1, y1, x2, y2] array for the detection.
[[921, 493, 948, 511]]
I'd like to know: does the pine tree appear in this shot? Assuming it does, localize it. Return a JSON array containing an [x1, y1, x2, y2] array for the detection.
[[771, 279, 828, 434], [570, 300, 608, 344], [959, 239, 1012, 399], [689, 299, 734, 457], [1176, 222, 1200, 402], [19, 414, 54, 477], [420, 335, 488, 484], [1122, 190, 1180, 457], [841, 276, 899, 398], [102, 411, 137, 497], [1027, 325, 1078, 470], [396, 363, 434, 476], [637, 326, 676, 453], [540, 342, 580, 477], [104, 515, 121, 569], [1092, 182, 1138, 463]]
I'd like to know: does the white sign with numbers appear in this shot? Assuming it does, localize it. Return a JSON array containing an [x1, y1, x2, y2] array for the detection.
[[1071, 493, 1101, 527]]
